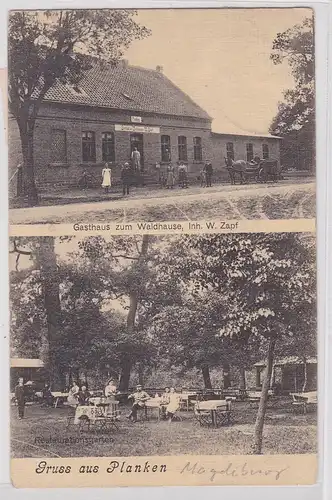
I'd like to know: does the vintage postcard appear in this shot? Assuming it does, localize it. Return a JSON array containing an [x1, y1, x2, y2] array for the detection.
[[8, 7, 317, 489]]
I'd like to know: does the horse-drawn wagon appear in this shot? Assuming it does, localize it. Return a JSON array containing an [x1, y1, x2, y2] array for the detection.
[[225, 157, 281, 185]]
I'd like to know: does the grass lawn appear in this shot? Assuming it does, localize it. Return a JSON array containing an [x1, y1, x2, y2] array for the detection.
[[11, 400, 317, 458]]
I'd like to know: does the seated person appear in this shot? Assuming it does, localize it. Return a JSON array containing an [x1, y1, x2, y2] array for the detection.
[[41, 383, 54, 407], [77, 386, 91, 406], [67, 381, 80, 406], [127, 384, 150, 422], [105, 379, 117, 400], [160, 387, 171, 419], [166, 387, 180, 422]]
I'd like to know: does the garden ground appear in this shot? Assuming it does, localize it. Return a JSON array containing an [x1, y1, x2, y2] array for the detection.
[[11, 399, 317, 458]]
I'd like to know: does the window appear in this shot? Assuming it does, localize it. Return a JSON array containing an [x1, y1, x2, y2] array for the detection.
[[246, 143, 254, 162], [82, 131, 96, 162], [262, 144, 269, 159], [226, 142, 234, 161], [193, 137, 202, 161], [102, 132, 115, 162], [161, 135, 171, 162], [50, 129, 67, 164], [178, 136, 187, 161]]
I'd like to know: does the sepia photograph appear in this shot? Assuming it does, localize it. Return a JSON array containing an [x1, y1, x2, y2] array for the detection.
[[10, 233, 316, 460], [8, 8, 315, 225]]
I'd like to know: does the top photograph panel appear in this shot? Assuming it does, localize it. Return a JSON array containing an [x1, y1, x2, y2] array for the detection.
[[8, 8, 315, 225]]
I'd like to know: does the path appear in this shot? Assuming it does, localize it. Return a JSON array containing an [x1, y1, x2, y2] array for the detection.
[[9, 181, 315, 224]]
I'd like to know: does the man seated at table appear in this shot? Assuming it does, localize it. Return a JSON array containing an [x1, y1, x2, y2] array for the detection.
[[41, 383, 54, 407], [77, 386, 91, 406], [127, 384, 150, 422]]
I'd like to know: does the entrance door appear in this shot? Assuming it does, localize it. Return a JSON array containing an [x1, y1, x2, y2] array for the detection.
[[130, 133, 144, 171]]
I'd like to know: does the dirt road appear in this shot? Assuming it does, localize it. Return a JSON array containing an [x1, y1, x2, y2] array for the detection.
[[9, 181, 315, 224]]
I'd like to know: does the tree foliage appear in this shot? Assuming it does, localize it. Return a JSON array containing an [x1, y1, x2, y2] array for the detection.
[[269, 16, 315, 170], [8, 10, 151, 204]]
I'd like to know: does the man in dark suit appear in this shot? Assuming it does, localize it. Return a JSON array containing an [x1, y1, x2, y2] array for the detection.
[[15, 378, 26, 419]]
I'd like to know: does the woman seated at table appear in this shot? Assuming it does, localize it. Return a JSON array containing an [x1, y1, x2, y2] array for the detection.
[[127, 384, 150, 422], [67, 381, 80, 407], [166, 388, 180, 422], [105, 379, 117, 401], [160, 387, 170, 419], [77, 386, 91, 406]]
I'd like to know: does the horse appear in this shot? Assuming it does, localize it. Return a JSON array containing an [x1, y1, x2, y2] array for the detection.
[[224, 157, 259, 185]]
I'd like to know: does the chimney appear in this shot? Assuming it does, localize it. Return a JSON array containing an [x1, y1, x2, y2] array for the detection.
[[121, 59, 129, 68], [156, 65, 163, 73]]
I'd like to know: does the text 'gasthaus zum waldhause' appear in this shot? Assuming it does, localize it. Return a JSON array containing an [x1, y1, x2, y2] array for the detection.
[[72, 221, 240, 233]]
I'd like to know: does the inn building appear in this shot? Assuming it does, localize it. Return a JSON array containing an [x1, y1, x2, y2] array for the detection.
[[9, 61, 282, 191]]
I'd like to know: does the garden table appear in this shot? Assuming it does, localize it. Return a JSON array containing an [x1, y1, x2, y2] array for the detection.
[[194, 399, 231, 427], [144, 398, 163, 421]]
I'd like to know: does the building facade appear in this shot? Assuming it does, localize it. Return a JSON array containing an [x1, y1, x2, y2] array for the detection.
[[9, 62, 282, 192]]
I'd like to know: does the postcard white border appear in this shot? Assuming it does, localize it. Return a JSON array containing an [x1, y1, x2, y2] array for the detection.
[[0, 1, 330, 499]]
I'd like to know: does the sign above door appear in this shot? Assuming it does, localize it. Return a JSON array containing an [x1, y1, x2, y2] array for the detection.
[[131, 116, 142, 123], [115, 124, 160, 134]]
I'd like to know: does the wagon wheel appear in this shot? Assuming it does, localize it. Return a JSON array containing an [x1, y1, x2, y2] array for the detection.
[[258, 167, 265, 183]]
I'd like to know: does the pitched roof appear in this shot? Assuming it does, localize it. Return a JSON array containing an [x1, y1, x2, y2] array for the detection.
[[10, 358, 44, 368], [254, 356, 317, 367], [43, 63, 211, 121]]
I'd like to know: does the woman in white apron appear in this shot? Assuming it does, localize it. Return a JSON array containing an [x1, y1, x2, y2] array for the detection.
[[166, 387, 180, 422], [101, 163, 112, 193], [67, 381, 79, 407]]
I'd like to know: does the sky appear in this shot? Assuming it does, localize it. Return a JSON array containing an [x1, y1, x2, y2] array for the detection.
[[125, 8, 312, 135]]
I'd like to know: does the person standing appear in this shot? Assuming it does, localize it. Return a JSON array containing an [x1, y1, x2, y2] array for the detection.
[[204, 161, 213, 187], [121, 163, 131, 196], [15, 378, 26, 419], [178, 163, 188, 188], [101, 163, 112, 194], [166, 163, 175, 189], [131, 147, 141, 171]]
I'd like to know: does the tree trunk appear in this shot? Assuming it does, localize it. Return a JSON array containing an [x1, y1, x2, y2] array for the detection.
[[138, 363, 144, 386], [18, 120, 39, 206], [302, 359, 308, 392], [119, 356, 132, 392], [118, 235, 150, 392], [35, 237, 62, 389], [223, 362, 231, 389], [201, 364, 212, 389], [239, 367, 246, 390], [252, 337, 276, 454]]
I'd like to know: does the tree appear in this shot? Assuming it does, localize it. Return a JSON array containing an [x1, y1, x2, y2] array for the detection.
[[8, 10, 151, 205], [269, 16, 314, 170], [175, 233, 315, 454], [76, 235, 157, 391]]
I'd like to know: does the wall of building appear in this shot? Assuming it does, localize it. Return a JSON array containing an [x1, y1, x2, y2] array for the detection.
[[30, 103, 212, 188], [210, 133, 282, 182], [8, 103, 282, 191]]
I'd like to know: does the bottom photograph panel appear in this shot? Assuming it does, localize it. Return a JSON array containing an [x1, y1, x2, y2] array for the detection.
[[9, 233, 317, 486]]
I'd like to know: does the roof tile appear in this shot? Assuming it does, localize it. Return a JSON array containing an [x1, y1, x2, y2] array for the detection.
[[43, 64, 211, 120]]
